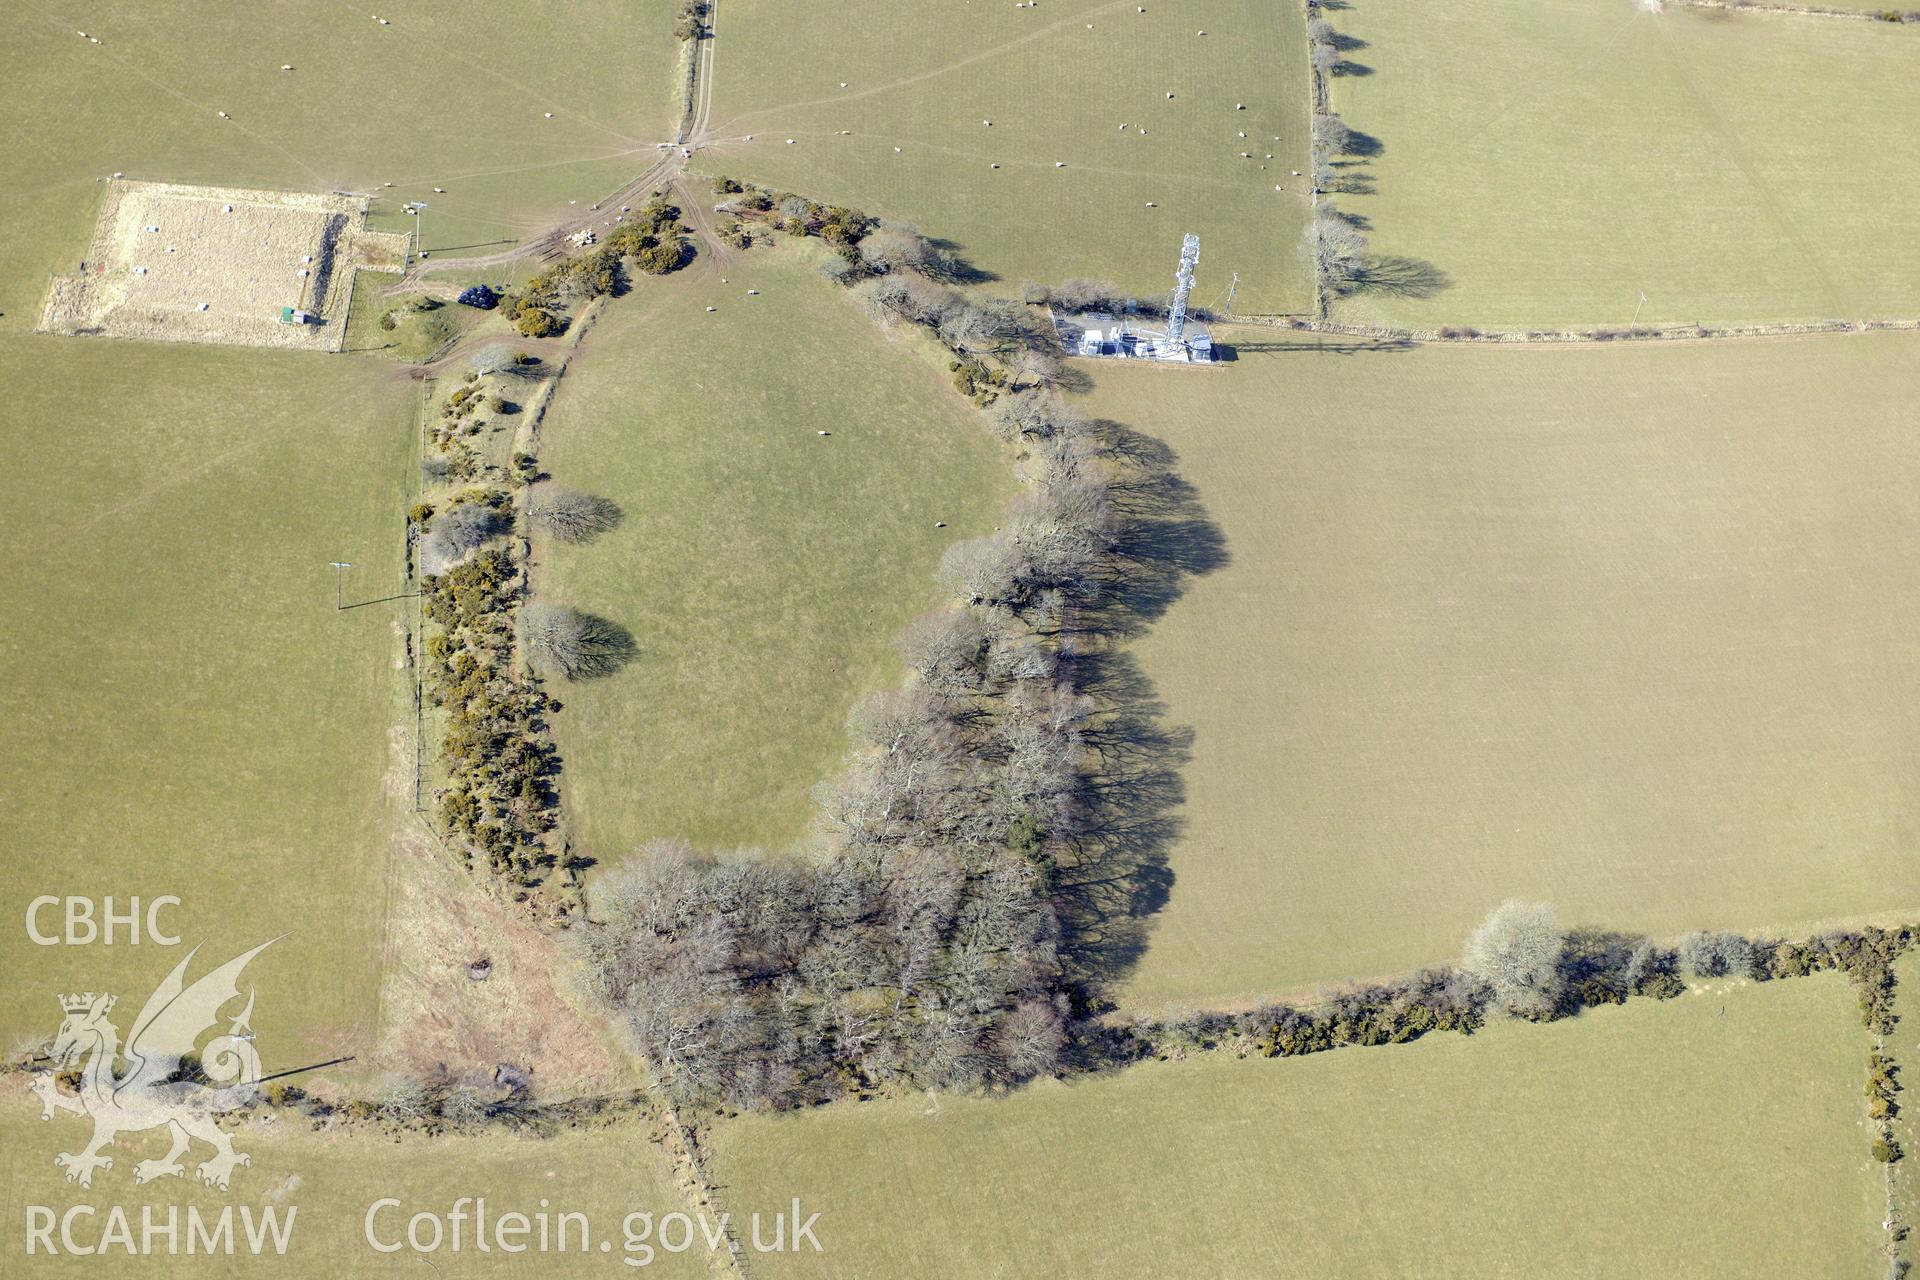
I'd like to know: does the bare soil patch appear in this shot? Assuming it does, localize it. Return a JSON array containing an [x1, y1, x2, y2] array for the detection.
[[41, 179, 408, 351]]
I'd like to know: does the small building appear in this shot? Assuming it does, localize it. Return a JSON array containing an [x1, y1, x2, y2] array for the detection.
[[279, 307, 316, 325]]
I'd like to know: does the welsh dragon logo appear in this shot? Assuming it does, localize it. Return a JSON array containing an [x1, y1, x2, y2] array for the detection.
[[32, 940, 276, 1191]]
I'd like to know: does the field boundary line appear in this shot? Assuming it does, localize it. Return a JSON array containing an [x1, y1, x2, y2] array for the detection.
[[1301, 0, 1339, 321], [659, 1105, 753, 1279], [1213, 311, 1920, 345], [672, 26, 702, 143], [695, 0, 721, 141], [1877, 1018, 1904, 1275], [401, 373, 474, 880], [368, 380, 433, 1068], [1671, 0, 1920, 23]]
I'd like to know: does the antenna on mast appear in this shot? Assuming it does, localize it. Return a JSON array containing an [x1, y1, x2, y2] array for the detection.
[[1165, 233, 1200, 350]]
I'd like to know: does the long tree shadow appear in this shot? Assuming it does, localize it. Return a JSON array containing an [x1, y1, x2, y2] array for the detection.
[[1342, 128, 1385, 159], [1050, 419, 1230, 1001], [1055, 647, 1189, 996], [1087, 423, 1231, 637], [1324, 167, 1377, 196], [566, 613, 638, 679], [926, 235, 999, 285], [1357, 255, 1451, 299], [1308, 3, 1453, 307]]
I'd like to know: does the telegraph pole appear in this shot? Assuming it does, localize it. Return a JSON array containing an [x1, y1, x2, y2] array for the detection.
[[405, 202, 428, 260], [329, 561, 353, 610]]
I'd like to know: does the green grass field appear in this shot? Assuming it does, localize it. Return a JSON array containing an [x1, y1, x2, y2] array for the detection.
[[1079, 330, 1920, 1008], [708, 972, 1881, 1278], [0, 0, 680, 323], [1324, 0, 1920, 329], [343, 272, 490, 361], [1891, 948, 1920, 1270], [0, 1096, 706, 1278], [702, 0, 1312, 314], [533, 250, 1016, 856], [0, 335, 415, 1066], [1775, 0, 1920, 11]]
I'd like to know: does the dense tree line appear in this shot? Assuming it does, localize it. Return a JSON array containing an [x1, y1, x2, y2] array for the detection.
[[581, 196, 1115, 1107], [1126, 914, 1915, 1083], [673, 0, 708, 41], [572, 187, 1902, 1127], [421, 526, 562, 891], [505, 198, 689, 336]]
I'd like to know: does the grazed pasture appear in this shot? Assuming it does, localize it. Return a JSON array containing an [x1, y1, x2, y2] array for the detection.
[[1080, 330, 1920, 1008], [702, 0, 1313, 314], [709, 972, 1880, 1279], [0, 1092, 705, 1278], [1323, 0, 1920, 329], [533, 249, 1015, 855], [0, 336, 414, 1066], [0, 0, 679, 322]]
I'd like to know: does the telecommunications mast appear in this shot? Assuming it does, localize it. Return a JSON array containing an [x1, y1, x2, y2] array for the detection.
[[1164, 234, 1201, 351]]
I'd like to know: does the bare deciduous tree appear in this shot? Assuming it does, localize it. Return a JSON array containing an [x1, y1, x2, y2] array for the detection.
[[1047, 278, 1120, 312], [993, 997, 1065, 1080], [528, 483, 622, 544], [1462, 900, 1565, 1019], [437, 1083, 493, 1132], [857, 223, 956, 279], [1007, 343, 1069, 391], [523, 604, 636, 680], [937, 536, 1032, 608], [470, 347, 539, 379], [1312, 112, 1354, 156], [986, 388, 1088, 444], [1677, 930, 1755, 979], [1010, 479, 1116, 596], [420, 501, 506, 575], [900, 608, 989, 700], [939, 300, 1025, 355], [372, 1074, 431, 1129], [1299, 206, 1368, 295], [855, 275, 964, 328]]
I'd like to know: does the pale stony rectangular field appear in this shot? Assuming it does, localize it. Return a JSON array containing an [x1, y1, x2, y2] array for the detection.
[[0, 0, 679, 326], [40, 180, 407, 350]]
